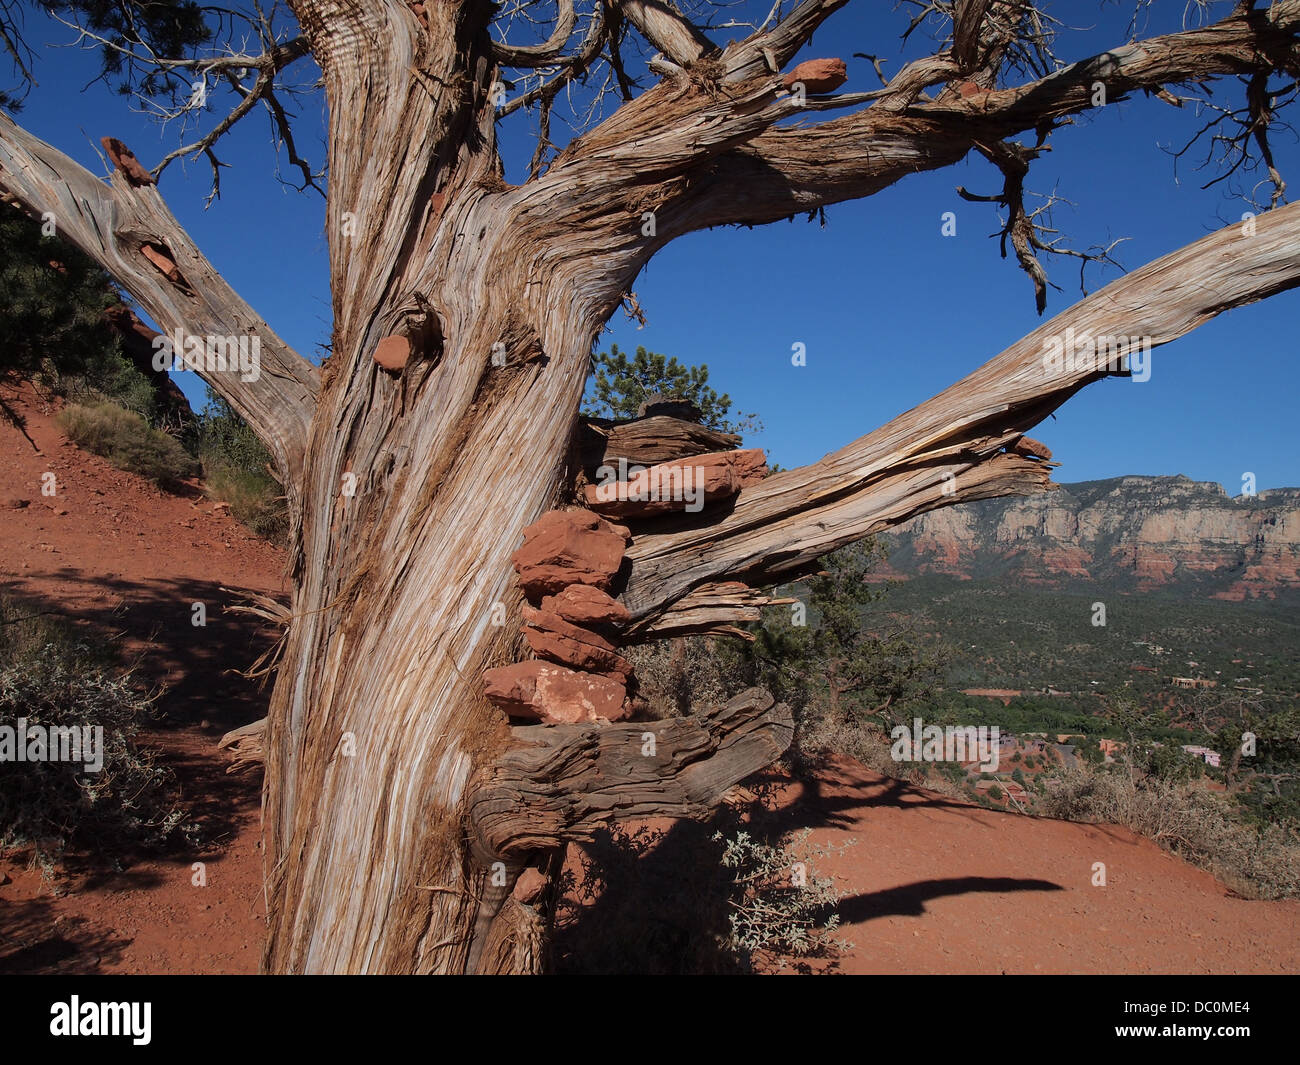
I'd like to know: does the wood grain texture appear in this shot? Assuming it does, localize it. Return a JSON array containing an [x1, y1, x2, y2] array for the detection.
[[578, 415, 741, 471], [469, 687, 793, 857]]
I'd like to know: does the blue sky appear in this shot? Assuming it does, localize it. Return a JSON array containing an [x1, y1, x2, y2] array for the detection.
[[8, 1, 1299, 492]]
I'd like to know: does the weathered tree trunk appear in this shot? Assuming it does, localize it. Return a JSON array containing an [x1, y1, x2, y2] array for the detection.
[[257, 180, 601, 967], [6, 0, 1300, 976]]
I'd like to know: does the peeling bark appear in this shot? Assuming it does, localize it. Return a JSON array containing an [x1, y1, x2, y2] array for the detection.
[[3, 0, 1299, 975]]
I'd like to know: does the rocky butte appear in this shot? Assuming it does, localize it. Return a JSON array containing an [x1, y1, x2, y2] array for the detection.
[[878, 475, 1300, 600]]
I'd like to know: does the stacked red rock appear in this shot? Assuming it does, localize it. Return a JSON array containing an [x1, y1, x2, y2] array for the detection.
[[509, 509, 628, 595], [581, 447, 768, 518], [484, 511, 636, 725], [482, 661, 628, 725]]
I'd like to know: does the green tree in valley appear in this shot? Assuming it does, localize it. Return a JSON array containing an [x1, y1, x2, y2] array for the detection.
[[740, 539, 943, 758], [0, 208, 122, 390]]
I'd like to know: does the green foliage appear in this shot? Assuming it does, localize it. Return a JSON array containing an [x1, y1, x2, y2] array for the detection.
[[0, 207, 167, 423], [583, 343, 759, 435], [39, 1, 212, 96], [745, 539, 943, 758], [59, 401, 198, 485], [0, 209, 120, 378], [0, 597, 197, 874], [715, 827, 853, 966], [195, 390, 287, 541], [629, 537, 941, 775]]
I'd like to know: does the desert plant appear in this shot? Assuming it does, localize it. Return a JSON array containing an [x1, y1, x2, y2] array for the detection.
[[0, 598, 197, 875], [195, 391, 287, 542], [59, 401, 198, 486], [555, 811, 854, 974], [1040, 766, 1300, 900], [715, 827, 853, 967]]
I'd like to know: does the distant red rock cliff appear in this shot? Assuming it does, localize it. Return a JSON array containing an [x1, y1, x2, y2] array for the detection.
[[878, 475, 1300, 600]]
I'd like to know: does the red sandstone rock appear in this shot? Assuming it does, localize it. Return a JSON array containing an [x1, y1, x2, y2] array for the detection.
[[373, 335, 411, 372], [101, 137, 155, 187], [482, 660, 628, 724], [521, 605, 633, 679], [512, 510, 629, 597], [1011, 436, 1053, 461], [140, 243, 185, 286], [512, 867, 547, 904], [540, 584, 630, 630], [782, 58, 847, 95], [581, 447, 768, 518]]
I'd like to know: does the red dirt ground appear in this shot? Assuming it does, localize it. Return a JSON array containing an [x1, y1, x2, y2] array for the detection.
[[1, 385, 1297, 974]]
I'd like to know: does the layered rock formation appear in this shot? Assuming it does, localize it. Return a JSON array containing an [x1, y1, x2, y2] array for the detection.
[[484, 510, 635, 725], [485, 407, 771, 724], [880, 475, 1300, 599]]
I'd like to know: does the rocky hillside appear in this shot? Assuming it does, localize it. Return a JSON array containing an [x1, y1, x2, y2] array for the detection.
[[879, 475, 1300, 600]]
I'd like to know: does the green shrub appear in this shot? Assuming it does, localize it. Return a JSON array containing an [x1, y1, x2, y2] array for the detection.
[[40, 348, 161, 423], [59, 401, 197, 485], [195, 391, 287, 542], [0, 598, 197, 875], [716, 827, 853, 967], [555, 810, 853, 974], [204, 463, 288, 541], [1040, 767, 1300, 899]]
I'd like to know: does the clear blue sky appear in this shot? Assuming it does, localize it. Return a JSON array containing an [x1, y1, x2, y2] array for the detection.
[[9, 1, 1299, 492]]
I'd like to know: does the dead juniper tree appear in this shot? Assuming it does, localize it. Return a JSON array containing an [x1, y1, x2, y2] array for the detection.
[[2, 0, 1300, 973]]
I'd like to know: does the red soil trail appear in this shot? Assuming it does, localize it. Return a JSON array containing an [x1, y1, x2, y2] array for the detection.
[[787, 757, 1299, 974], [1, 384, 1296, 974], [0, 385, 277, 974]]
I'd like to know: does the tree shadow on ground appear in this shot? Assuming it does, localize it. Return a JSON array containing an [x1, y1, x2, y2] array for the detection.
[[553, 757, 1059, 974], [0, 897, 130, 974], [1, 571, 280, 733], [0, 579, 269, 901], [837, 876, 1063, 924]]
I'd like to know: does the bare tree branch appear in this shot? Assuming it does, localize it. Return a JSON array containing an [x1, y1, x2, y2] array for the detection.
[[0, 111, 319, 482], [493, 0, 578, 66], [619, 201, 1300, 631], [616, 0, 718, 67], [722, 0, 851, 84], [630, 0, 1300, 273]]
